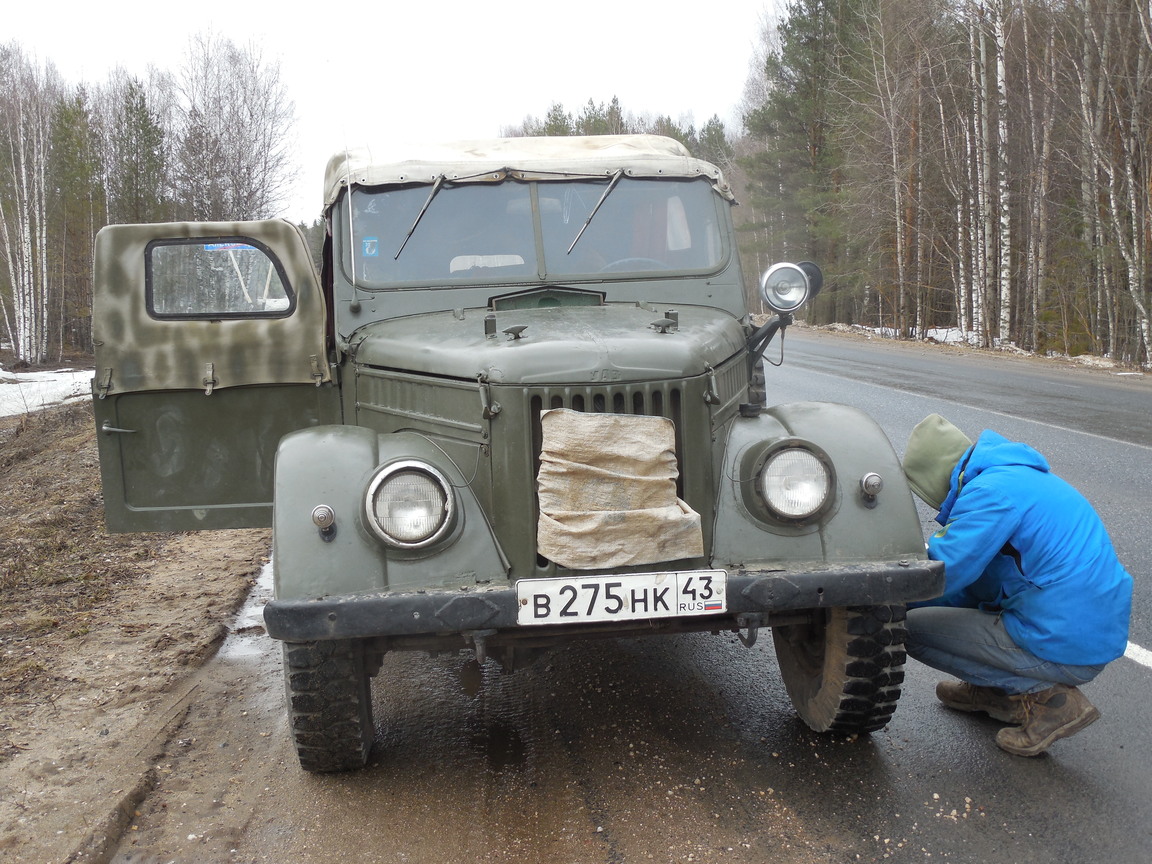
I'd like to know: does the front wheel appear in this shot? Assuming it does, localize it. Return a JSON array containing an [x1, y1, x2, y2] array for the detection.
[[772, 605, 907, 734], [283, 640, 374, 772]]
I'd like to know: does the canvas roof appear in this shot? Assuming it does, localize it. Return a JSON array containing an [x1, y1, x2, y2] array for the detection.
[[322, 134, 733, 208]]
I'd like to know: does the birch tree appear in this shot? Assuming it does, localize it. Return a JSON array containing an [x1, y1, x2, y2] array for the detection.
[[990, 0, 1014, 345], [1073, 0, 1152, 362], [0, 44, 56, 364], [171, 33, 296, 221], [1018, 3, 1055, 352], [849, 0, 923, 336]]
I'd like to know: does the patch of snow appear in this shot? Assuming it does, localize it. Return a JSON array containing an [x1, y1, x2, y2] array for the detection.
[[1069, 354, 1117, 369], [921, 327, 974, 345], [0, 367, 93, 418]]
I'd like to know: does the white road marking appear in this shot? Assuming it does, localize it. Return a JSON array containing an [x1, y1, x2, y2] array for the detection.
[[1125, 641, 1152, 670]]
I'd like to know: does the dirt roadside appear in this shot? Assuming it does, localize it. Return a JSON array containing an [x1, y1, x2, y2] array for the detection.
[[0, 400, 270, 863]]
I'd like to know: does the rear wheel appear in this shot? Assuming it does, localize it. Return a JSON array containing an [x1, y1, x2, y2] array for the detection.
[[283, 639, 374, 772], [772, 605, 907, 733]]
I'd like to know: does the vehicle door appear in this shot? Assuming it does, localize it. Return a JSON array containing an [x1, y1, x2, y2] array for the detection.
[[92, 220, 339, 532]]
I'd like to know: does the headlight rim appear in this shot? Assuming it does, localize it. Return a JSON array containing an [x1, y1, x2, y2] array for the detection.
[[363, 459, 456, 549], [759, 261, 811, 313], [756, 444, 835, 523]]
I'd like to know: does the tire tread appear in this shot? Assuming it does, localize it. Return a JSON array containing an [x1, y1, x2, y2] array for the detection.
[[774, 604, 909, 735], [283, 640, 374, 773]]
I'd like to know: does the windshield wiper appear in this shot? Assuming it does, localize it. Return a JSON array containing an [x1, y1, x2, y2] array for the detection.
[[394, 174, 445, 259], [567, 169, 623, 254]]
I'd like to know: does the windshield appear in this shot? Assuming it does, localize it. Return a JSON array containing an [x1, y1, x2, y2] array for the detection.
[[342, 177, 725, 289]]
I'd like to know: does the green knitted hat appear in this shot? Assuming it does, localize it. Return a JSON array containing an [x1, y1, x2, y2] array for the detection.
[[902, 414, 973, 509]]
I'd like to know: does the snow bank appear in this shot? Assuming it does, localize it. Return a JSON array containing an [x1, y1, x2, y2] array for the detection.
[[0, 367, 93, 418]]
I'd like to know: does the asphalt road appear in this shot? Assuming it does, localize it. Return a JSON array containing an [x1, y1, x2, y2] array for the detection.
[[112, 330, 1152, 864]]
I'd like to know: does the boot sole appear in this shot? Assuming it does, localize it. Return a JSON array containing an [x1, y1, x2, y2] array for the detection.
[[995, 706, 1101, 757]]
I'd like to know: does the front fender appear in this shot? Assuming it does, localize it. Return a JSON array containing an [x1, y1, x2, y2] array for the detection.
[[712, 402, 928, 570], [273, 426, 508, 602]]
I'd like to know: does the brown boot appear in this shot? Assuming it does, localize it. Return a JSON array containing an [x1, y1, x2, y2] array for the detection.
[[995, 685, 1100, 757], [935, 680, 1024, 724]]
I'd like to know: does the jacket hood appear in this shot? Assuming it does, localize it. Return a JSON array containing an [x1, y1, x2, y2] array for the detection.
[[936, 429, 1051, 521], [902, 415, 973, 509]]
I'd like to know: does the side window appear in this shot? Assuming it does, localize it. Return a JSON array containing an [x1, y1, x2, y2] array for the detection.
[[147, 238, 295, 318]]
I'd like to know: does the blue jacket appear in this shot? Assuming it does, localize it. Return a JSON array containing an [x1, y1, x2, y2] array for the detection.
[[920, 430, 1132, 666]]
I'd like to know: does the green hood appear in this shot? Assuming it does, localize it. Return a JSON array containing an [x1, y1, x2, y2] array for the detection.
[[902, 414, 973, 509], [351, 304, 746, 384]]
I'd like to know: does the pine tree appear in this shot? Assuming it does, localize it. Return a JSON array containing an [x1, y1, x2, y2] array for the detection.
[[105, 75, 167, 224], [696, 115, 733, 169], [741, 0, 863, 323], [541, 102, 574, 136], [49, 85, 104, 354]]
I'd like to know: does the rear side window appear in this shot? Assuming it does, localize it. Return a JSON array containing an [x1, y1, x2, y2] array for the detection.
[[146, 238, 295, 318]]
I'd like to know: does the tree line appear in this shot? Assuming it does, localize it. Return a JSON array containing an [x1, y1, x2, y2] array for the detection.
[[8, 3, 1147, 368], [500, 97, 735, 171], [0, 35, 295, 364], [739, 0, 1151, 365]]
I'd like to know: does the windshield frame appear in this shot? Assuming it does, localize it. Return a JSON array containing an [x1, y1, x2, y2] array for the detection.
[[335, 175, 731, 292]]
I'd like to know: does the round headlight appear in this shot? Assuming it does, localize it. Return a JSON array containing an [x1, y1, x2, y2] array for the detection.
[[365, 461, 454, 548], [760, 262, 810, 313], [759, 448, 831, 520]]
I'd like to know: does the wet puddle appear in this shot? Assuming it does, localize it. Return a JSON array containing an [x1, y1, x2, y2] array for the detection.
[[216, 560, 274, 661]]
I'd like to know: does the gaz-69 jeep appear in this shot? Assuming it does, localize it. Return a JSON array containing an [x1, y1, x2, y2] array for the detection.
[[91, 135, 943, 772]]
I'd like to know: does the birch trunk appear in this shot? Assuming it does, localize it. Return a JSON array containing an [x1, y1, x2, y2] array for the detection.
[[0, 48, 54, 364], [993, 1, 1012, 346], [1021, 5, 1055, 353], [1079, 0, 1152, 362], [970, 6, 991, 346]]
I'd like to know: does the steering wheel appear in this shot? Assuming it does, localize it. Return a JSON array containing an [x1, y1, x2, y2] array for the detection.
[[599, 257, 670, 273]]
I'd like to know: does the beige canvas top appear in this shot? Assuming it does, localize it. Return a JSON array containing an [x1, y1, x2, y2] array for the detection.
[[323, 134, 733, 208]]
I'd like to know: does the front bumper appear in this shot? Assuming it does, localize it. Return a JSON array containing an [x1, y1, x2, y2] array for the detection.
[[262, 558, 944, 643]]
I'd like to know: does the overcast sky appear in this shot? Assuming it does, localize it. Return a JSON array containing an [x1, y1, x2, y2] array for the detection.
[[8, 0, 770, 222]]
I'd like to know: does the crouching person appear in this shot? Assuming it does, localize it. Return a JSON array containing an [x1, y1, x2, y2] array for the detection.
[[901, 415, 1133, 756]]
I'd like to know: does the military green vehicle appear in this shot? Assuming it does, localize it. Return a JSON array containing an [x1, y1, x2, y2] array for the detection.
[[91, 135, 943, 772]]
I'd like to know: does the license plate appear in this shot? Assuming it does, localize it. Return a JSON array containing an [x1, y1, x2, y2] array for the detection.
[[516, 569, 727, 626]]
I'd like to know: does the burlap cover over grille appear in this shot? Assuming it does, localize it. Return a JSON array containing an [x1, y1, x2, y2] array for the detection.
[[536, 408, 704, 570]]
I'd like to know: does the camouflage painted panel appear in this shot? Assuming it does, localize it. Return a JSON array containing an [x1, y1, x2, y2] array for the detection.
[[92, 220, 331, 395]]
